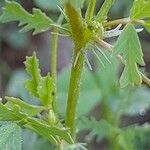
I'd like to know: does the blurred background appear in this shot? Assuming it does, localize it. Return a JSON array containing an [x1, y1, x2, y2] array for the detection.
[[0, 0, 150, 149]]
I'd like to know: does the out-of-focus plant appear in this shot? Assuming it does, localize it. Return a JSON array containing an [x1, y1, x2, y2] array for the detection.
[[0, 0, 150, 150]]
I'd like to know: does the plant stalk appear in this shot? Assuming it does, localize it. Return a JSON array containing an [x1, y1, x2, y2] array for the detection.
[[64, 1, 85, 140], [65, 49, 85, 140], [51, 13, 64, 113], [51, 28, 58, 113]]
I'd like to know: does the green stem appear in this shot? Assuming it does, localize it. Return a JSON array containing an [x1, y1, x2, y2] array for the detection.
[[96, 0, 116, 23], [51, 13, 64, 113], [51, 29, 58, 113], [104, 17, 131, 27], [64, 1, 85, 140], [85, 0, 96, 22], [65, 50, 85, 140], [104, 17, 145, 28]]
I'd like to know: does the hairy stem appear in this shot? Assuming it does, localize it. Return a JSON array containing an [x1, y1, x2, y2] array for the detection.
[[64, 1, 85, 140], [65, 50, 85, 139]]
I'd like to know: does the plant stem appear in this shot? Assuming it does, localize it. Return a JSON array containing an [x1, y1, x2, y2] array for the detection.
[[141, 73, 150, 86], [104, 17, 145, 28], [65, 50, 85, 140], [64, 1, 85, 140], [104, 17, 131, 27], [51, 13, 64, 113], [51, 28, 58, 113], [96, 0, 116, 23]]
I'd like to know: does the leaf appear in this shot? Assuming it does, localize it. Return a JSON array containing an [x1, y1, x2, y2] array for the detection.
[[26, 117, 74, 144], [24, 52, 41, 97], [96, 0, 115, 23], [5, 97, 44, 116], [23, 129, 54, 150], [117, 128, 136, 150], [0, 1, 54, 35], [113, 23, 145, 88], [0, 123, 22, 150], [0, 102, 27, 121], [78, 117, 119, 140], [130, 0, 150, 19], [124, 87, 150, 115], [37, 73, 54, 108]]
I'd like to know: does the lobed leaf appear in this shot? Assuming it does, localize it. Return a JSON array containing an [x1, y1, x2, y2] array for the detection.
[[0, 1, 54, 35], [0, 102, 27, 121], [130, 0, 150, 19], [0, 123, 22, 150], [26, 117, 74, 144], [24, 52, 41, 97], [37, 73, 54, 108], [5, 97, 44, 116], [113, 23, 145, 87]]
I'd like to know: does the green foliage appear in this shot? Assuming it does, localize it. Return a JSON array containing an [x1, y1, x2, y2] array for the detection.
[[0, 0, 150, 149], [130, 0, 150, 33], [78, 117, 119, 140], [24, 52, 41, 97], [0, 123, 22, 150], [26, 117, 73, 145], [37, 73, 54, 108], [113, 23, 145, 87], [130, 0, 150, 19], [96, 0, 115, 23], [0, 1, 54, 35], [5, 97, 44, 116], [0, 102, 27, 121]]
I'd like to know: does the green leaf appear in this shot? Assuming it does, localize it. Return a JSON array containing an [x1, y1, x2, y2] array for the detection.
[[5, 97, 44, 116], [117, 128, 136, 150], [24, 52, 41, 97], [130, 0, 150, 19], [0, 1, 54, 35], [113, 23, 145, 88], [37, 73, 54, 108], [96, 0, 115, 23], [0, 123, 22, 150], [0, 102, 27, 121], [78, 117, 119, 140], [26, 117, 74, 144]]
